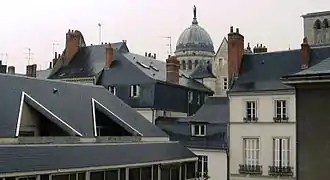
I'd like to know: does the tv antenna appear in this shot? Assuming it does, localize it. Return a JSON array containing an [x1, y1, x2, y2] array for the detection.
[[162, 36, 172, 55], [98, 23, 102, 45], [25, 48, 34, 65], [52, 42, 60, 57]]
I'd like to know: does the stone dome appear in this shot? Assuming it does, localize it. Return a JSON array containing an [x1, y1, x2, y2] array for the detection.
[[175, 6, 214, 53]]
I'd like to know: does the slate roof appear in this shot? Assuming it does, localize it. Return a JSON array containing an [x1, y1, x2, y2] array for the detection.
[[155, 97, 229, 150], [190, 63, 216, 79], [48, 42, 212, 93], [230, 45, 330, 92], [181, 97, 229, 123], [122, 53, 212, 92], [0, 141, 196, 174], [0, 73, 167, 137]]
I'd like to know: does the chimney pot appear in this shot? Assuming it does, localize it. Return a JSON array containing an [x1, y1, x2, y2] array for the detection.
[[8, 66, 15, 74], [236, 28, 239, 33], [145, 52, 148, 57], [166, 55, 180, 84], [26, 64, 37, 77], [154, 53, 156, 59], [148, 53, 152, 57], [230, 26, 234, 33], [49, 62, 53, 69]]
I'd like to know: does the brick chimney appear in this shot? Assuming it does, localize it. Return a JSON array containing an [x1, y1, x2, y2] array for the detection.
[[26, 64, 37, 77], [301, 37, 310, 69], [253, 44, 268, 53], [64, 29, 80, 65], [166, 55, 180, 84], [0, 61, 7, 73], [228, 26, 244, 81], [8, 66, 15, 74], [105, 44, 114, 68]]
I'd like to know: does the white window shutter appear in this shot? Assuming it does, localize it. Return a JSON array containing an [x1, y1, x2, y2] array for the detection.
[[274, 138, 280, 167]]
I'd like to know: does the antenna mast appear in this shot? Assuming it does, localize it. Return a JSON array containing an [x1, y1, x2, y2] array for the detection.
[[98, 23, 102, 45], [25, 48, 34, 65], [163, 36, 172, 55], [52, 42, 59, 57]]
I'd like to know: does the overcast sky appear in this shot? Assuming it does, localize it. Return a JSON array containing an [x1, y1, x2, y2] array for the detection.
[[0, 0, 329, 73]]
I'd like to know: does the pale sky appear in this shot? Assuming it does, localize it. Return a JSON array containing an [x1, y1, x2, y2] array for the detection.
[[0, 0, 329, 73]]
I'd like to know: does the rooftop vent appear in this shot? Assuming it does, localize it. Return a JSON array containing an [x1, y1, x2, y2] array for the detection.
[[136, 61, 150, 69]]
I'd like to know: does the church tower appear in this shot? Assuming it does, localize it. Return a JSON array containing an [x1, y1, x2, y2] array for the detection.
[[302, 11, 330, 45]]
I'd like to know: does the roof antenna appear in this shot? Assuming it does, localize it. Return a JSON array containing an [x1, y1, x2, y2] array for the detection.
[[98, 23, 102, 45], [162, 36, 172, 55], [288, 44, 291, 50]]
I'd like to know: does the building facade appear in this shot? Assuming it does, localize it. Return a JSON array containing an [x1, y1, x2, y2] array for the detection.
[[302, 11, 330, 46], [156, 96, 229, 180], [282, 57, 330, 180]]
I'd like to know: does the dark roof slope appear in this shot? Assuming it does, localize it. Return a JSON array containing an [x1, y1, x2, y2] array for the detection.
[[287, 57, 330, 77], [190, 63, 216, 79], [0, 142, 195, 174], [156, 117, 227, 150], [230, 45, 330, 92], [185, 97, 229, 123], [0, 74, 167, 137], [122, 53, 213, 92]]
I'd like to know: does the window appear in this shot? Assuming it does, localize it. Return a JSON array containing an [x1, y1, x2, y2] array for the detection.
[[274, 100, 288, 121], [130, 85, 140, 98], [245, 101, 257, 121], [243, 138, 260, 166], [188, 60, 192, 70], [109, 86, 116, 95], [181, 61, 186, 70], [197, 156, 208, 178], [223, 77, 228, 89], [197, 93, 201, 105], [273, 138, 290, 167], [194, 60, 199, 67], [188, 91, 193, 103], [129, 166, 152, 180], [191, 124, 206, 136]]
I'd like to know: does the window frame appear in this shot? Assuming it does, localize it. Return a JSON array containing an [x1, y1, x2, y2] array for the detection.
[[191, 124, 206, 137], [245, 101, 257, 120], [130, 84, 140, 98], [273, 137, 290, 167], [243, 138, 260, 166], [109, 86, 116, 95], [274, 100, 288, 120], [188, 91, 193, 103], [197, 156, 208, 178]]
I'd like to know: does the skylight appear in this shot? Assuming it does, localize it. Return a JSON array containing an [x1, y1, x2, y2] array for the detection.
[[136, 61, 150, 69], [150, 64, 159, 71]]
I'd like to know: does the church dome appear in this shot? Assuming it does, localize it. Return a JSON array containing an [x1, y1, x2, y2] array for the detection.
[[175, 6, 214, 53]]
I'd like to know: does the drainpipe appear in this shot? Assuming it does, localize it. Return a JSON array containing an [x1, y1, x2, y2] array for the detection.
[[152, 108, 155, 124]]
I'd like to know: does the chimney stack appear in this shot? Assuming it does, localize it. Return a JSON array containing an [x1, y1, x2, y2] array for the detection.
[[228, 26, 244, 81], [301, 37, 310, 69], [64, 29, 80, 65], [253, 43, 268, 53], [49, 62, 53, 69], [0, 61, 7, 74], [8, 66, 15, 74], [26, 64, 37, 77], [166, 55, 180, 84], [148, 53, 152, 57], [105, 44, 114, 68]]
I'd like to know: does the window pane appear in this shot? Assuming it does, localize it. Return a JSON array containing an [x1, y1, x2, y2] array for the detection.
[[152, 165, 158, 180], [180, 164, 186, 180], [52, 174, 70, 180], [129, 168, 140, 180], [200, 125, 205, 135], [40, 175, 50, 180], [105, 170, 118, 180], [161, 166, 170, 180], [69, 173, 76, 180], [141, 167, 152, 180], [186, 162, 196, 179], [90, 172, 104, 180], [77, 173, 85, 180], [170, 166, 180, 180], [119, 168, 126, 180]]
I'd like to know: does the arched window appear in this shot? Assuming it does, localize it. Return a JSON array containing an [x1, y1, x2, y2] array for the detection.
[[314, 19, 321, 29], [194, 60, 199, 67], [181, 61, 186, 70], [323, 19, 329, 28], [188, 60, 193, 70]]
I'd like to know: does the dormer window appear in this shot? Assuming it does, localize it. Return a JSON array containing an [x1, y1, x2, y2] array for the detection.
[[130, 85, 140, 98], [191, 124, 206, 136], [109, 86, 116, 95], [188, 91, 193, 103]]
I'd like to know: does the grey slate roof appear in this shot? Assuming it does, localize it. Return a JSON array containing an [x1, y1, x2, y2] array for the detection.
[[156, 97, 229, 150], [181, 97, 229, 123], [0, 73, 167, 137], [49, 42, 212, 93], [230, 45, 330, 92], [284, 57, 330, 78], [190, 63, 216, 79], [122, 53, 212, 92], [0, 142, 195, 174]]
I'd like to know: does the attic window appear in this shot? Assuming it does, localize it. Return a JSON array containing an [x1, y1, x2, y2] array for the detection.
[[109, 86, 116, 95], [150, 64, 159, 71], [136, 61, 150, 69], [191, 124, 206, 136]]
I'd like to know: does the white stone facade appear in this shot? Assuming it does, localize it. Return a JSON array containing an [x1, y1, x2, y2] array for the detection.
[[229, 91, 296, 180]]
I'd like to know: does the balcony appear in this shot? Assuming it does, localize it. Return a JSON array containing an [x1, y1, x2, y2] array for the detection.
[[239, 164, 262, 175], [243, 117, 258, 123], [268, 166, 293, 176], [273, 116, 289, 123]]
